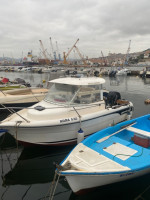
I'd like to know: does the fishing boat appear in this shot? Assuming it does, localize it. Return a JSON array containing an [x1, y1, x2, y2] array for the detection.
[[0, 77, 133, 146], [0, 87, 48, 109], [57, 114, 150, 194]]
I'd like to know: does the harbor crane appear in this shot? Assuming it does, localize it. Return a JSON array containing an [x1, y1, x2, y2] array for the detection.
[[74, 45, 87, 65], [50, 37, 56, 60], [63, 39, 79, 64], [56, 41, 61, 60], [124, 40, 131, 66], [39, 40, 50, 64], [101, 51, 107, 66]]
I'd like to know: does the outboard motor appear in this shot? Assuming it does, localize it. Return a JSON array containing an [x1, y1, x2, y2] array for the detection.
[[94, 70, 99, 77], [106, 91, 121, 106]]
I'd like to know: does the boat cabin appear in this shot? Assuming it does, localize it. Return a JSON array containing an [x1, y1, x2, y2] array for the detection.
[[45, 77, 106, 105]]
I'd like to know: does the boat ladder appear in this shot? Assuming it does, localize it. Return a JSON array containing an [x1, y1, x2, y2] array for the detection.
[[49, 170, 60, 200]]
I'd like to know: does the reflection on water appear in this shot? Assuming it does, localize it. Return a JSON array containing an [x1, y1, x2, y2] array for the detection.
[[1, 72, 150, 199], [3, 146, 73, 185], [106, 76, 150, 96], [1, 145, 150, 200], [1, 146, 73, 200]]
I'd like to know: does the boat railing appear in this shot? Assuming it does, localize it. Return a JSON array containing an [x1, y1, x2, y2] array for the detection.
[[0, 101, 106, 112], [0, 103, 30, 123]]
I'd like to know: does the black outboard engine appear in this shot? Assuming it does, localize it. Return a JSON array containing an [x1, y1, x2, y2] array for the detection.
[[94, 70, 99, 77], [106, 91, 121, 106]]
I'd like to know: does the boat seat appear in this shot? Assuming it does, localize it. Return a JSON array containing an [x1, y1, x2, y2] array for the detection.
[[127, 126, 150, 138]]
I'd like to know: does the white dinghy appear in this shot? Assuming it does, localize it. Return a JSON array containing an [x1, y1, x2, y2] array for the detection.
[[0, 77, 133, 146]]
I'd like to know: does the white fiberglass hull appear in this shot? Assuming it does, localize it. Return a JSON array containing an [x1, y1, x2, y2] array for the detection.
[[0, 105, 132, 146], [65, 168, 150, 194]]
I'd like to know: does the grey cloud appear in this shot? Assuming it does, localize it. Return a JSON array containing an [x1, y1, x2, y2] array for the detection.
[[0, 0, 150, 58]]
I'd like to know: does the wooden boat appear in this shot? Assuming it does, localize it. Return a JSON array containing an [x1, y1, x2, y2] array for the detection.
[[57, 114, 150, 194], [0, 87, 48, 109], [0, 77, 133, 146]]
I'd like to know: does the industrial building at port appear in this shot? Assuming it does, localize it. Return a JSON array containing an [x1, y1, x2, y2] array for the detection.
[[1, 38, 150, 67]]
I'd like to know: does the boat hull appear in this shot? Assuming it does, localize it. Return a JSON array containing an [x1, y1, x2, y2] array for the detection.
[[2, 106, 132, 146], [65, 168, 150, 194]]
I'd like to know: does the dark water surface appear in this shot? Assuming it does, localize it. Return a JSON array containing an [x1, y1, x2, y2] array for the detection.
[[0, 71, 150, 200]]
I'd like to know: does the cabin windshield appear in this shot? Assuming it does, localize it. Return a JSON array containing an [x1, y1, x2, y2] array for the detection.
[[44, 83, 78, 104], [44, 83, 102, 105]]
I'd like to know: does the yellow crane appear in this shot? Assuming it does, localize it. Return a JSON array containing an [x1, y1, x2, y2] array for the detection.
[[63, 39, 79, 64]]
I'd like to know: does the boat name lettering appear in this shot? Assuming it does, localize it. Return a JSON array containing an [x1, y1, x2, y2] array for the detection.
[[120, 172, 133, 177], [60, 117, 77, 123]]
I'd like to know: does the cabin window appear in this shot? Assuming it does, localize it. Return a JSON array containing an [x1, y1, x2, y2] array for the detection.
[[44, 83, 103, 105], [72, 85, 102, 104], [44, 83, 78, 104]]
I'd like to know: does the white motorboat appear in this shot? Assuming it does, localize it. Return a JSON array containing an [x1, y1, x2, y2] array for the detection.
[[0, 77, 133, 146]]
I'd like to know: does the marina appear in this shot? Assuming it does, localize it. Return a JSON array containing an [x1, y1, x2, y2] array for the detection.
[[0, 69, 150, 199], [1, 0, 150, 199]]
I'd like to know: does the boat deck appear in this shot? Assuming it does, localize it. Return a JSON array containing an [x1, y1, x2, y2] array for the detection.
[[84, 118, 150, 172], [62, 115, 150, 174], [91, 133, 150, 171]]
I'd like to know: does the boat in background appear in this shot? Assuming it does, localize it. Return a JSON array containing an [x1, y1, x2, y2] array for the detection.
[[116, 68, 131, 76], [0, 77, 133, 146], [0, 84, 26, 90], [0, 87, 48, 110], [58, 114, 150, 194], [3, 145, 73, 186]]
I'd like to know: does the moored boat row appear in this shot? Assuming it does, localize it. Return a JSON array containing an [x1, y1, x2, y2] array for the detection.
[[0, 77, 133, 146], [1, 75, 150, 197]]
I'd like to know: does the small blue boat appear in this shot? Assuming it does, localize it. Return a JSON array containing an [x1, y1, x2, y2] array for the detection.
[[57, 114, 150, 194]]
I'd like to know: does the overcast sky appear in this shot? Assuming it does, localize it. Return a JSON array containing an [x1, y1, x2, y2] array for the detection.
[[0, 0, 150, 59]]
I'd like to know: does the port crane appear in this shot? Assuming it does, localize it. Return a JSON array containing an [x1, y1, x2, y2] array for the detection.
[[124, 40, 131, 66], [39, 40, 50, 64], [63, 39, 79, 64], [63, 39, 87, 65], [101, 51, 107, 66], [56, 41, 61, 60], [50, 37, 56, 60], [74, 45, 87, 65]]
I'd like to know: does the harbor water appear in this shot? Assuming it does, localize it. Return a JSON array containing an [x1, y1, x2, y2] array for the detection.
[[0, 71, 150, 200]]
